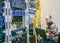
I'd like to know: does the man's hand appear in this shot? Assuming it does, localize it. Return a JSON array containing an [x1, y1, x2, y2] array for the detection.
[[46, 32, 50, 39]]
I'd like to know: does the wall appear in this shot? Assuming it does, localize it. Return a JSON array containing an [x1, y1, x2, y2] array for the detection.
[[41, 0, 60, 32]]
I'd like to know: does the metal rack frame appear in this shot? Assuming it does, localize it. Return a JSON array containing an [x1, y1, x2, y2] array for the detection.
[[4, 0, 12, 43]]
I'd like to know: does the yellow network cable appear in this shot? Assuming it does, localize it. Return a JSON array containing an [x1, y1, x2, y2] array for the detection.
[[33, 0, 41, 28], [32, 18, 38, 28]]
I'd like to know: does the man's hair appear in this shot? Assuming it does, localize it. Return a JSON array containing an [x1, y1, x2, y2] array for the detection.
[[49, 15, 52, 18]]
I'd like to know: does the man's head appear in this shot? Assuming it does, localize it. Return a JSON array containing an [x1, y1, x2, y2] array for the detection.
[[45, 15, 52, 23]]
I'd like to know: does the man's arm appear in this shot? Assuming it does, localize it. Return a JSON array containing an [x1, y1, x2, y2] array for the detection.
[[50, 24, 58, 32]]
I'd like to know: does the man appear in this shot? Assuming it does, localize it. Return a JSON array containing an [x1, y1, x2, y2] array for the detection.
[[45, 15, 58, 42]]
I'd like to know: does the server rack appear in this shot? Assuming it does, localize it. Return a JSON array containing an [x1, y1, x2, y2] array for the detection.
[[3, 0, 37, 43], [0, 0, 5, 43], [10, 0, 27, 43]]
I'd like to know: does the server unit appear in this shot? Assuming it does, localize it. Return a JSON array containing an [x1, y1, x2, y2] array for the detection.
[[10, 0, 26, 10]]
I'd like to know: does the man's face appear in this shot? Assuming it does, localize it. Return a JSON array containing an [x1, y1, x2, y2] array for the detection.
[[45, 16, 51, 23]]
